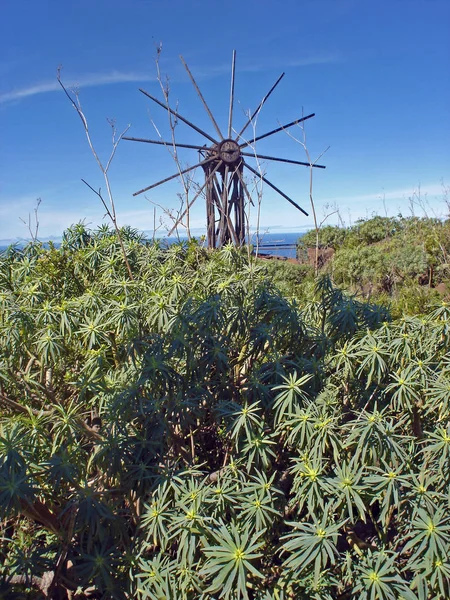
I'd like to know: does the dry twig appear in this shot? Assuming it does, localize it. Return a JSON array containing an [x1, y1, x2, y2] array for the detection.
[[57, 67, 134, 279]]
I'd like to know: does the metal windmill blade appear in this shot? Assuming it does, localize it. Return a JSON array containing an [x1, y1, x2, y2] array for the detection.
[[124, 51, 326, 248]]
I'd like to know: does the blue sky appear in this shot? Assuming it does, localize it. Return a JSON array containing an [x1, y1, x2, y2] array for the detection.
[[1, 0, 449, 241]]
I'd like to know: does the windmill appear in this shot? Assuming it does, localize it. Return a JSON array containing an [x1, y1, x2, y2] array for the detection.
[[124, 51, 325, 248]]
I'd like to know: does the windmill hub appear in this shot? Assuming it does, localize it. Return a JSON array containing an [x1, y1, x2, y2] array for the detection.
[[217, 139, 241, 165]]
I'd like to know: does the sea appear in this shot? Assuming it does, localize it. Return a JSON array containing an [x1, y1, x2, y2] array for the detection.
[[248, 231, 303, 259], [0, 231, 305, 260]]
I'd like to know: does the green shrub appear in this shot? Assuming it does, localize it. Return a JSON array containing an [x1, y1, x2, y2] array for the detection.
[[332, 240, 428, 290], [390, 280, 442, 318], [298, 224, 347, 251], [349, 215, 400, 246], [1, 228, 450, 599], [258, 259, 315, 300], [298, 215, 450, 314]]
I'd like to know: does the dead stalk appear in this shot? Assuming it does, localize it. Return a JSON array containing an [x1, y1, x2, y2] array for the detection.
[[57, 70, 134, 279], [282, 114, 329, 275], [19, 197, 41, 243], [152, 43, 192, 240]]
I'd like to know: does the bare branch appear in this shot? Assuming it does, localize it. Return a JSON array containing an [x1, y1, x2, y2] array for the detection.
[[19, 198, 41, 242], [58, 68, 134, 279], [280, 110, 330, 274], [105, 123, 131, 173]]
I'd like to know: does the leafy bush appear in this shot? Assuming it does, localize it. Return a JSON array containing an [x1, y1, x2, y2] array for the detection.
[[349, 216, 400, 247], [390, 280, 442, 318], [297, 225, 347, 252], [1, 226, 450, 599], [332, 240, 429, 291], [297, 216, 400, 254], [298, 216, 450, 314], [257, 260, 314, 301]]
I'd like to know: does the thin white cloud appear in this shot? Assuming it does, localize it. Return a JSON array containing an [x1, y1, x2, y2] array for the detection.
[[324, 183, 445, 205], [191, 53, 341, 78], [0, 70, 156, 104], [283, 54, 341, 68], [0, 52, 340, 105]]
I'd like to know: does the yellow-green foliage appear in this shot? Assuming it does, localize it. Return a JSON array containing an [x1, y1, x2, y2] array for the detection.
[[298, 216, 450, 315], [1, 225, 450, 599]]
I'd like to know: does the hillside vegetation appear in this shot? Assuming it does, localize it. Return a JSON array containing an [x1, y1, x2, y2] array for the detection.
[[1, 224, 450, 599], [296, 215, 450, 316]]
